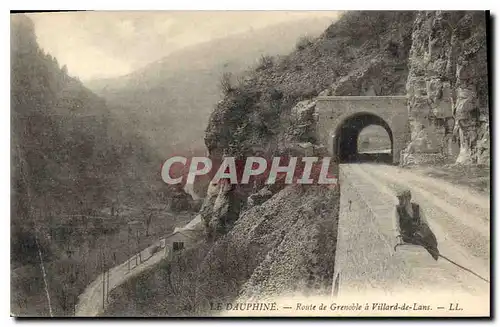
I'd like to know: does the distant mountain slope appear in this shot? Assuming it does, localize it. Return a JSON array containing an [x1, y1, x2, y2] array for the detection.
[[85, 17, 337, 155], [11, 14, 185, 316]]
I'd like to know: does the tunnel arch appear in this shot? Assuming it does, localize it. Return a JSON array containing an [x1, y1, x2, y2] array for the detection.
[[316, 96, 408, 164], [333, 112, 393, 163]]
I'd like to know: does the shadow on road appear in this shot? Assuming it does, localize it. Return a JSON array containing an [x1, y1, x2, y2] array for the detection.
[[400, 222, 440, 260]]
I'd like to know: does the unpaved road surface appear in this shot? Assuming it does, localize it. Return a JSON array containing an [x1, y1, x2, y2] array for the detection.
[[334, 163, 490, 309], [75, 239, 170, 316], [75, 215, 203, 316]]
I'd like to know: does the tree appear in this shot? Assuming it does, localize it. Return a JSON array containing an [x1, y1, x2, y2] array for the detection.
[[145, 210, 154, 237], [296, 35, 314, 51], [219, 72, 234, 95]]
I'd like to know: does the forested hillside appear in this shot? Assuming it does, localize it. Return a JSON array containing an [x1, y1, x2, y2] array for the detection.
[[11, 14, 194, 316]]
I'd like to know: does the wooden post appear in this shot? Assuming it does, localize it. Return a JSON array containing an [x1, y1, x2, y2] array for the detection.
[[101, 250, 105, 310], [106, 269, 110, 303], [127, 227, 131, 272], [136, 230, 142, 264], [135, 243, 138, 266]]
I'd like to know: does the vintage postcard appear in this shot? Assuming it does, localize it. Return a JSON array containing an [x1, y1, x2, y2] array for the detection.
[[10, 10, 491, 317]]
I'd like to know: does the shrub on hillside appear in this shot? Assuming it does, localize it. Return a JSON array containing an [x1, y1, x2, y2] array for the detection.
[[256, 55, 274, 71], [295, 35, 314, 50], [219, 72, 234, 95]]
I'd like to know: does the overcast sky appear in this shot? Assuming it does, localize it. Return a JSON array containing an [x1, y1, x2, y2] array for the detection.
[[27, 11, 339, 81]]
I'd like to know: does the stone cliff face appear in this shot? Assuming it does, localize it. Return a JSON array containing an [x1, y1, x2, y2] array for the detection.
[[402, 11, 489, 166], [196, 10, 489, 305]]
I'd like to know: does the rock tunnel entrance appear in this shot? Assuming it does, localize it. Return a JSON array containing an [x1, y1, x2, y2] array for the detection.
[[334, 112, 393, 163]]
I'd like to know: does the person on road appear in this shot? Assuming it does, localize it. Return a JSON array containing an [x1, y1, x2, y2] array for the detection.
[[393, 187, 439, 260]]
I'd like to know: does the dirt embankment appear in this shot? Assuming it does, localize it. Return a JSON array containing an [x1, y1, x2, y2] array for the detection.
[[103, 184, 339, 316]]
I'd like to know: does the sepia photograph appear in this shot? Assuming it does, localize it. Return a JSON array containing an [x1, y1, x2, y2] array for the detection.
[[10, 9, 491, 318]]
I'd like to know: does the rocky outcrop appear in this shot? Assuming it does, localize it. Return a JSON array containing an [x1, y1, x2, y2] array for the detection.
[[199, 182, 245, 241], [402, 11, 489, 166], [195, 10, 489, 310], [236, 185, 338, 301], [330, 56, 409, 96], [324, 11, 415, 97], [247, 187, 273, 208], [197, 184, 338, 306], [286, 100, 318, 144]]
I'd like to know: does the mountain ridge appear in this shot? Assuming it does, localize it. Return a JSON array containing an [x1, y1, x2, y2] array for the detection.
[[83, 16, 338, 155], [85, 16, 337, 89]]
